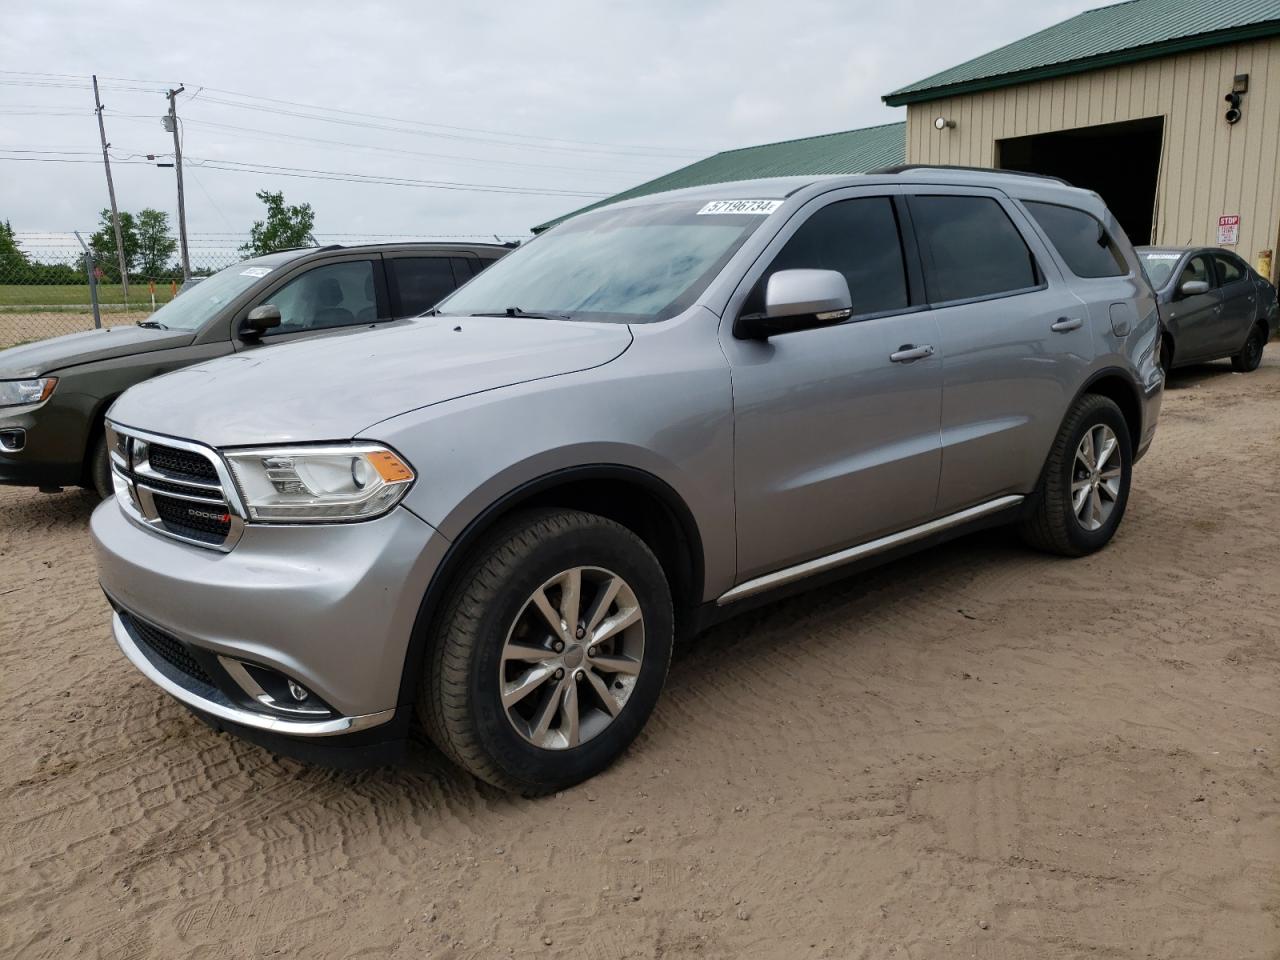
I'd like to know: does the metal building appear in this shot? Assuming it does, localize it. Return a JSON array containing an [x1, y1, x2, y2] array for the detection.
[[884, 0, 1280, 280]]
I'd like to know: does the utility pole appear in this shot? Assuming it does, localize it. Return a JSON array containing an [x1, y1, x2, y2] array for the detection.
[[92, 75, 130, 303], [164, 85, 191, 281]]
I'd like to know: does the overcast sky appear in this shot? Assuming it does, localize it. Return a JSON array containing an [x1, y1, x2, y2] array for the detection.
[[1, 0, 1100, 251]]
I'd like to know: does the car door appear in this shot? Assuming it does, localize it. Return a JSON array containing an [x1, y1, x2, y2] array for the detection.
[[384, 254, 472, 318], [906, 189, 1096, 515], [232, 255, 390, 350], [1163, 254, 1221, 362], [720, 189, 943, 582], [1211, 252, 1257, 354]]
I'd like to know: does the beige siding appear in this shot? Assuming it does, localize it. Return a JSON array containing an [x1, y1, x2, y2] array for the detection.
[[905, 37, 1280, 281]]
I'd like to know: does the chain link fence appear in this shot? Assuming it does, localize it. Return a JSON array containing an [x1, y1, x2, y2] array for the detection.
[[0, 233, 244, 349]]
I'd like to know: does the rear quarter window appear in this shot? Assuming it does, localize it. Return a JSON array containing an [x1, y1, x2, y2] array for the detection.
[[1024, 201, 1127, 279]]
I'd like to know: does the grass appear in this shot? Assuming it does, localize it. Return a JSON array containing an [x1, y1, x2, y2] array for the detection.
[[0, 283, 179, 310]]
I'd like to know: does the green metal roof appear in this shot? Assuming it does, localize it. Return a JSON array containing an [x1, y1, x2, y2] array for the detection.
[[884, 0, 1280, 105], [532, 122, 905, 232]]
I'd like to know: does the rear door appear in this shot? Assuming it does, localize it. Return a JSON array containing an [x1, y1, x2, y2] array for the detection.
[[384, 254, 470, 318], [721, 186, 943, 581], [1211, 252, 1257, 354], [907, 189, 1094, 514], [1164, 254, 1221, 361]]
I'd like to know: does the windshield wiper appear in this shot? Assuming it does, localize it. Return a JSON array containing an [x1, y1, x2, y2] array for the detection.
[[136, 320, 168, 330], [472, 306, 573, 321]]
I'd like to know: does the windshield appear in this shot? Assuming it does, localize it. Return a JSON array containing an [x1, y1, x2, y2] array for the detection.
[[1138, 251, 1184, 289], [435, 199, 776, 323], [140, 256, 287, 332]]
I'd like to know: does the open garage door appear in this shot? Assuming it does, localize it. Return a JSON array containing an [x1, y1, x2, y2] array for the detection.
[[997, 117, 1164, 245]]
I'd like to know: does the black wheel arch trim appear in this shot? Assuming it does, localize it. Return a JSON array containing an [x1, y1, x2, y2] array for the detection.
[[393, 463, 706, 714]]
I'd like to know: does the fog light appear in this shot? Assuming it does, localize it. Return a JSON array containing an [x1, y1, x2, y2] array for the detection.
[[287, 679, 309, 702], [0, 429, 24, 453]]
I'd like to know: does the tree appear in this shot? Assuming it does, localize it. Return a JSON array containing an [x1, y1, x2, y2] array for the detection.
[[88, 208, 138, 282], [239, 190, 316, 256], [135, 208, 178, 278], [0, 220, 30, 281]]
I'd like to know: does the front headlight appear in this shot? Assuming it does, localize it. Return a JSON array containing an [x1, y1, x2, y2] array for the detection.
[[224, 444, 415, 522], [0, 378, 57, 408]]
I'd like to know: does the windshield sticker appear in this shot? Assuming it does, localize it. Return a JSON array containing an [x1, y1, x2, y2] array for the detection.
[[240, 266, 273, 277], [697, 199, 783, 216], [1142, 253, 1181, 260]]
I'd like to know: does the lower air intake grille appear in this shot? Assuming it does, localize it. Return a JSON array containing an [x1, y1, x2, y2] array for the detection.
[[126, 614, 214, 686]]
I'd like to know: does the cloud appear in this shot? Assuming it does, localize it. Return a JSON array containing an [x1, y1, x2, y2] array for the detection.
[[0, 0, 1104, 248]]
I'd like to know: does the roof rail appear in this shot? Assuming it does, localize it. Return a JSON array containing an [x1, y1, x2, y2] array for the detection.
[[866, 164, 1072, 186]]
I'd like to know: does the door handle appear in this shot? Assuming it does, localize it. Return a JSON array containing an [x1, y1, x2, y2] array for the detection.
[[889, 344, 935, 363], [1050, 317, 1083, 332]]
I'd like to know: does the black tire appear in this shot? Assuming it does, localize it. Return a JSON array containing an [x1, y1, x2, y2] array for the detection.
[[1231, 323, 1266, 373], [419, 509, 673, 795], [87, 430, 112, 500], [1019, 394, 1132, 557]]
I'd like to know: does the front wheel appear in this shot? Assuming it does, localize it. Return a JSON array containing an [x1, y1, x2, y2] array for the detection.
[[1019, 394, 1132, 557], [1231, 324, 1266, 373], [420, 509, 673, 795]]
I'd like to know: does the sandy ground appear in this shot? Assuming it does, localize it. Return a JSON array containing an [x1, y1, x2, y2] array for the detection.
[[2, 358, 1278, 960]]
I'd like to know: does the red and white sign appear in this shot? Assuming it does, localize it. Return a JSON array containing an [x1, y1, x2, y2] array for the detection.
[[1218, 215, 1240, 245]]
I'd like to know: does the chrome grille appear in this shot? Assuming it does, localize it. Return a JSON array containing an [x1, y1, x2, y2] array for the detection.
[[107, 422, 246, 551]]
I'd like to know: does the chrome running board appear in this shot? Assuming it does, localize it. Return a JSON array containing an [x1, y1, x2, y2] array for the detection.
[[716, 495, 1024, 606]]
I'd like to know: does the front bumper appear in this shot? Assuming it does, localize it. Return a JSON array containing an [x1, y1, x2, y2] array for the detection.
[[0, 403, 86, 488], [91, 497, 449, 734]]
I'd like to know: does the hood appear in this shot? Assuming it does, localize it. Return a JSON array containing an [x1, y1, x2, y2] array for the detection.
[[0, 325, 196, 378], [108, 315, 633, 447]]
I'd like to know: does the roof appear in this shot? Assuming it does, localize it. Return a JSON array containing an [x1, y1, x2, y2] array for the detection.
[[884, 0, 1280, 105], [532, 122, 905, 232]]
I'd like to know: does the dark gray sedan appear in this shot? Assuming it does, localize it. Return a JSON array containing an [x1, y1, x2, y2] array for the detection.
[[1138, 246, 1277, 375]]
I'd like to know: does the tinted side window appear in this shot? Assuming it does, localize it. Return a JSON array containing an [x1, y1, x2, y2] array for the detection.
[[1024, 201, 1126, 278], [264, 260, 378, 334], [908, 195, 1039, 303], [390, 257, 458, 316], [1213, 254, 1245, 285], [756, 197, 908, 317]]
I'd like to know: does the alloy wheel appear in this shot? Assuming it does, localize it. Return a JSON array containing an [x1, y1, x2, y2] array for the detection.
[[499, 566, 645, 750], [1072, 423, 1122, 531]]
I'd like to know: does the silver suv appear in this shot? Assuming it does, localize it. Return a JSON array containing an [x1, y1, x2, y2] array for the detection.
[[91, 169, 1163, 793]]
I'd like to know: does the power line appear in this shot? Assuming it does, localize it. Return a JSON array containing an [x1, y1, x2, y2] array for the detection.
[[0, 150, 610, 198], [190, 94, 702, 160], [182, 156, 611, 197], [171, 116, 664, 178], [194, 85, 708, 156]]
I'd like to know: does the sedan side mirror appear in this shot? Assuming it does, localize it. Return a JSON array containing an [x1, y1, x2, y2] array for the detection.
[[1178, 280, 1210, 298], [242, 304, 282, 337], [735, 269, 853, 340]]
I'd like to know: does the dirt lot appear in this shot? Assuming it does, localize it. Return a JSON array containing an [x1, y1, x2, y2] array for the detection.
[[2, 359, 1278, 959]]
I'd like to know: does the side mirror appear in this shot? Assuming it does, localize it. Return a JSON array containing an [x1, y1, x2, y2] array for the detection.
[[242, 304, 282, 337], [1178, 280, 1210, 297], [735, 269, 853, 340]]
